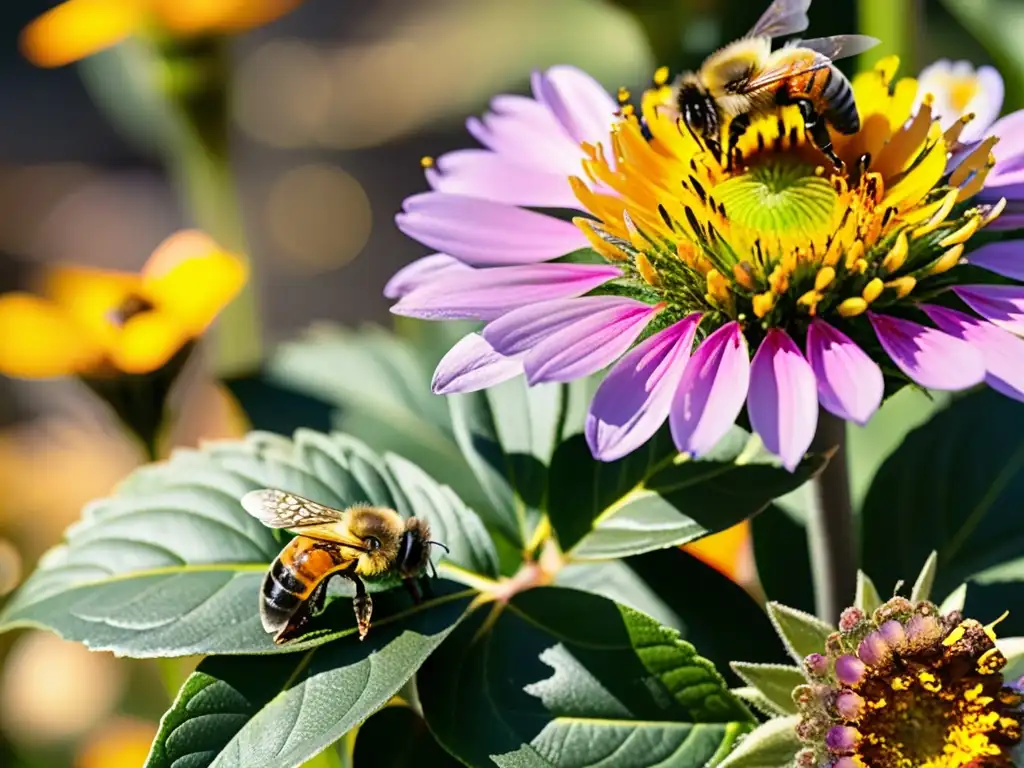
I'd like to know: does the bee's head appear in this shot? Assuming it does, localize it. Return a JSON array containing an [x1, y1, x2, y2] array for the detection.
[[396, 517, 447, 579], [676, 75, 720, 143]]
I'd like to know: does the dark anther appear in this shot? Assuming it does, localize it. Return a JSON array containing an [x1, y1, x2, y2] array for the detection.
[[107, 294, 155, 327]]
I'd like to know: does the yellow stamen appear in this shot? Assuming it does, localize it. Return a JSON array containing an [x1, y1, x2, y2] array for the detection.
[[950, 136, 999, 188], [923, 244, 965, 276], [814, 266, 836, 292], [912, 189, 958, 239], [939, 216, 981, 247], [882, 232, 909, 273], [707, 269, 731, 303], [574, 218, 630, 262], [853, 259, 869, 275], [886, 276, 916, 298], [985, 611, 1010, 639], [733, 262, 758, 292], [844, 241, 865, 270], [623, 212, 649, 252], [752, 291, 775, 318], [838, 297, 869, 317], [636, 252, 661, 286], [653, 66, 669, 86], [617, 86, 630, 103], [944, 625, 967, 646], [982, 197, 1008, 227], [797, 290, 823, 315], [862, 278, 884, 303], [943, 113, 975, 147], [420, 156, 434, 169], [769, 266, 790, 295]]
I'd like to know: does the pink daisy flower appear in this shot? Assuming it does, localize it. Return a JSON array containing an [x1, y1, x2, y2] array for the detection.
[[387, 61, 1024, 471]]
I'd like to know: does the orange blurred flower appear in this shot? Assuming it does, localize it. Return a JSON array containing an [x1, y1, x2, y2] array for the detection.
[[21, 0, 304, 68], [683, 520, 754, 586], [0, 230, 246, 378], [76, 718, 157, 768]]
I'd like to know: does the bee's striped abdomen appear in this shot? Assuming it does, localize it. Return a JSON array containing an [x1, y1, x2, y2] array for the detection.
[[820, 65, 859, 134]]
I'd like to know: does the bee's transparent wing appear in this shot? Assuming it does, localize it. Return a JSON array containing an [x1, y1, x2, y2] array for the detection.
[[793, 34, 881, 62], [746, 0, 811, 39], [741, 35, 880, 93], [241, 489, 346, 528]]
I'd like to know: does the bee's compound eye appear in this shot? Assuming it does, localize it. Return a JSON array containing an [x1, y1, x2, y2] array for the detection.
[[365, 536, 382, 552]]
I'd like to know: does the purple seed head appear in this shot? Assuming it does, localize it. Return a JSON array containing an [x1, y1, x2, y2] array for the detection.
[[878, 619, 906, 648], [826, 725, 861, 752], [834, 690, 865, 720], [857, 631, 889, 667], [905, 614, 940, 643], [835, 654, 866, 686]]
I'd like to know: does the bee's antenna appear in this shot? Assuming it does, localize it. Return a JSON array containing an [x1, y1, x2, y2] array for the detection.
[[427, 559, 438, 579], [427, 540, 450, 554]]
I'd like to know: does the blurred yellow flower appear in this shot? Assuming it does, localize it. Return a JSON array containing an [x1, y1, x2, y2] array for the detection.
[[21, 0, 304, 68], [76, 718, 158, 768], [0, 230, 246, 378]]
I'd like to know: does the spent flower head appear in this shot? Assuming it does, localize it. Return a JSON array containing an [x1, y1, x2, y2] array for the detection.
[[390, 58, 1024, 470]]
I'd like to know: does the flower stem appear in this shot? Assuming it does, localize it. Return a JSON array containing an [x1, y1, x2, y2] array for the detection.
[[806, 410, 857, 624], [858, 0, 922, 71], [159, 36, 261, 378]]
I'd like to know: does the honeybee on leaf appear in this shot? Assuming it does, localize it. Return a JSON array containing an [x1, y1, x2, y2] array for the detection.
[[241, 489, 447, 643], [675, 0, 879, 170]]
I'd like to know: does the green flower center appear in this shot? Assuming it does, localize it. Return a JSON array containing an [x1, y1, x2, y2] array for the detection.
[[714, 161, 838, 237]]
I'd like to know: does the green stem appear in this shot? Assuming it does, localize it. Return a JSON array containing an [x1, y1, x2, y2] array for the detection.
[[158, 36, 261, 378], [806, 410, 857, 624], [300, 743, 349, 768], [858, 0, 923, 71]]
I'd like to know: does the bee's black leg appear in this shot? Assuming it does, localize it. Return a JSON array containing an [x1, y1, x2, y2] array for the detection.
[[276, 604, 312, 643], [349, 574, 373, 641], [308, 577, 331, 616], [794, 98, 844, 172], [404, 577, 423, 605], [419, 574, 435, 601], [725, 114, 751, 171]]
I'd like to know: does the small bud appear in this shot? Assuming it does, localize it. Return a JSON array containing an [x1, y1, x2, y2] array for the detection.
[[837, 297, 868, 317], [815, 266, 836, 291], [804, 653, 830, 678], [839, 607, 865, 632], [795, 748, 817, 767], [861, 277, 884, 304], [826, 632, 845, 656], [878, 619, 906, 649]]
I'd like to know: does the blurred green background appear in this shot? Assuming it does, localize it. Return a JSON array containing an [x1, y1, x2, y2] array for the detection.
[[0, 0, 1017, 765]]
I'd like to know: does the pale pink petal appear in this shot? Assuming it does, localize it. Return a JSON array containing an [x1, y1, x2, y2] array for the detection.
[[466, 100, 582, 171], [747, 329, 818, 471], [586, 314, 701, 462], [986, 110, 1024, 187], [924, 305, 1024, 402], [869, 312, 986, 390], [805, 320, 883, 425], [425, 150, 580, 209], [495, 297, 658, 384], [964, 241, 1024, 281], [955, 285, 1024, 335], [383, 254, 470, 299], [432, 333, 522, 395], [531, 66, 619, 147], [391, 263, 621, 321], [669, 322, 751, 458], [396, 193, 587, 266]]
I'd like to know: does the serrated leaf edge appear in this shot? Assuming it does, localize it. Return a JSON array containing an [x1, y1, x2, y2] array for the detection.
[[766, 602, 834, 664]]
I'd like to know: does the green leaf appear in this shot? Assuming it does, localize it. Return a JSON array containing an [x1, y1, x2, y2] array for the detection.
[[939, 583, 968, 614], [910, 551, 939, 604], [448, 378, 595, 547], [855, 571, 883, 615], [999, 637, 1024, 680], [419, 587, 755, 768], [352, 705, 462, 767], [861, 390, 1024, 634], [0, 430, 496, 656], [144, 593, 472, 768], [550, 428, 827, 560], [766, 603, 833, 664], [751, 505, 815, 614], [716, 716, 802, 768], [266, 323, 494, 518], [729, 663, 803, 716]]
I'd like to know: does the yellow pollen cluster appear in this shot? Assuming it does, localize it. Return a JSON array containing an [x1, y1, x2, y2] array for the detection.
[[571, 56, 1002, 334]]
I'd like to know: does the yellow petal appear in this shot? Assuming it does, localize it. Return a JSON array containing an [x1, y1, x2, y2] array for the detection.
[[20, 0, 145, 68], [683, 521, 751, 584], [110, 311, 190, 374], [141, 230, 247, 334], [0, 293, 102, 378], [44, 265, 141, 354], [153, 0, 303, 34]]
